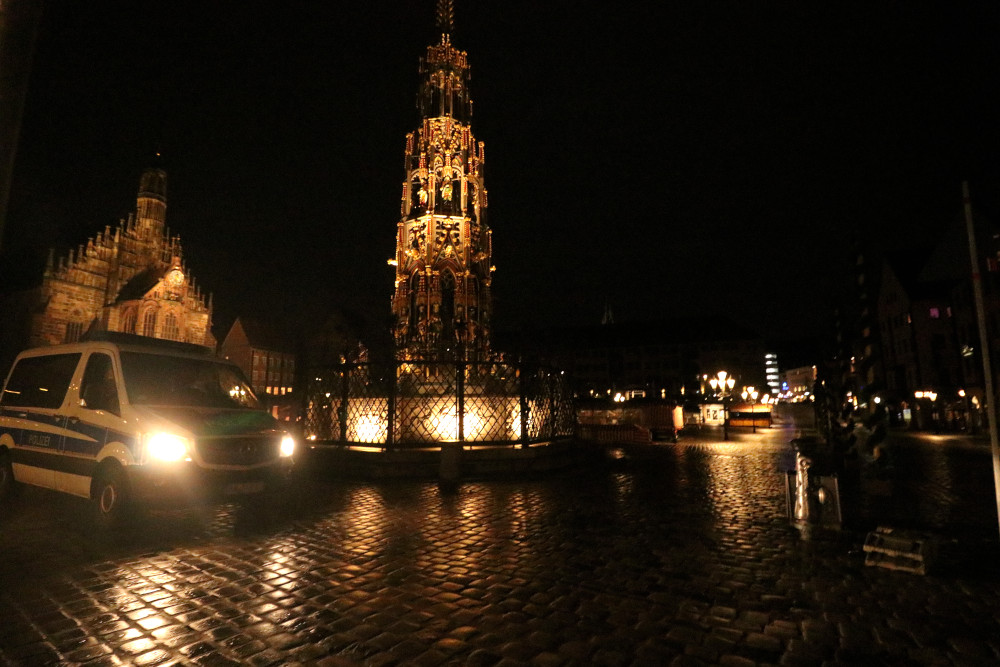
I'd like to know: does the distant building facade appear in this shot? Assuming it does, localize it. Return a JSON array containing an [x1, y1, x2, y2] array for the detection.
[[219, 317, 297, 422], [4, 168, 215, 357], [836, 207, 1000, 429], [779, 365, 816, 402], [499, 317, 768, 400]]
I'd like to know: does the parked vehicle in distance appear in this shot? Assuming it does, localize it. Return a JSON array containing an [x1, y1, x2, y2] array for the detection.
[[0, 332, 295, 527]]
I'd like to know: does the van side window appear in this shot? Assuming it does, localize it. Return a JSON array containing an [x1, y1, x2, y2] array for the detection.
[[80, 353, 120, 415], [1, 353, 81, 409]]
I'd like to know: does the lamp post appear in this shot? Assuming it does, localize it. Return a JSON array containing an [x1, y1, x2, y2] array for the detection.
[[959, 389, 973, 433], [930, 391, 939, 433], [709, 371, 735, 440], [741, 385, 759, 434]]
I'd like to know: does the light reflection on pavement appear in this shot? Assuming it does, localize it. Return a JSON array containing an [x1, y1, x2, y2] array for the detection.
[[0, 426, 998, 665]]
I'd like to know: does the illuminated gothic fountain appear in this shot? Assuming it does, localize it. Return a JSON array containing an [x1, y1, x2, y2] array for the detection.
[[302, 2, 575, 475]]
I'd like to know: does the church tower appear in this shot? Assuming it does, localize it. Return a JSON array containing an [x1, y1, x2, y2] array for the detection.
[[390, 0, 493, 360], [136, 167, 167, 246]]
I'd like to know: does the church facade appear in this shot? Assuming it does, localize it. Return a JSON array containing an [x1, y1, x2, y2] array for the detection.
[[390, 1, 493, 361], [22, 167, 215, 349]]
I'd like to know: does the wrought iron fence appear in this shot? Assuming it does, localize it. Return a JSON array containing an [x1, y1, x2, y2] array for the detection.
[[303, 359, 576, 449]]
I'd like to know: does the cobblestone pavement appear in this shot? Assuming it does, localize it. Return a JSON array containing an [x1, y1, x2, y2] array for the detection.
[[2, 426, 1000, 666]]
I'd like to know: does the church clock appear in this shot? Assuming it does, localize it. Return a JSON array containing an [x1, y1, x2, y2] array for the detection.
[[166, 268, 184, 288]]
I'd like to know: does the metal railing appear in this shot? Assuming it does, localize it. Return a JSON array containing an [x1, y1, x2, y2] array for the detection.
[[303, 359, 576, 449]]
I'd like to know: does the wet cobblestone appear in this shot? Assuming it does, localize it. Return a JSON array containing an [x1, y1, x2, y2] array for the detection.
[[1, 428, 999, 665]]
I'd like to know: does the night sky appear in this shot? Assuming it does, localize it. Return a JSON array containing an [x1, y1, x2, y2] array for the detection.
[[3, 1, 999, 351]]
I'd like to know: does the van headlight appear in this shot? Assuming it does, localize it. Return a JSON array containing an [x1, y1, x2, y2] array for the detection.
[[280, 434, 295, 458], [146, 432, 192, 462]]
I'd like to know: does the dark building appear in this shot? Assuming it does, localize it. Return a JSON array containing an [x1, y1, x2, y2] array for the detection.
[[497, 317, 768, 401], [836, 206, 1000, 430]]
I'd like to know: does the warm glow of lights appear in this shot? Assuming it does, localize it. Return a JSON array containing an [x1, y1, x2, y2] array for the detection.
[[355, 414, 386, 442], [429, 406, 484, 441], [710, 371, 735, 396], [280, 435, 295, 457], [509, 403, 535, 439]]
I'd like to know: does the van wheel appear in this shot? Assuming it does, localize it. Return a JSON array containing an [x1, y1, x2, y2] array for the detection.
[[0, 450, 15, 500], [93, 464, 130, 529]]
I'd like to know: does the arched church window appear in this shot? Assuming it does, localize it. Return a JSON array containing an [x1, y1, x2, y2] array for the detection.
[[142, 309, 157, 337], [122, 310, 136, 334], [163, 312, 180, 341]]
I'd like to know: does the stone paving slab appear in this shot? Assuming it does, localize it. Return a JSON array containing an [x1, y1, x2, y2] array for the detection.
[[1, 428, 999, 665]]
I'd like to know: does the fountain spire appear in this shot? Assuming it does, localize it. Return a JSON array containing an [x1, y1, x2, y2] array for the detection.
[[436, 0, 454, 37]]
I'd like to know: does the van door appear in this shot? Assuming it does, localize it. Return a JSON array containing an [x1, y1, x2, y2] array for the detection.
[[59, 352, 122, 496], [0, 352, 80, 489]]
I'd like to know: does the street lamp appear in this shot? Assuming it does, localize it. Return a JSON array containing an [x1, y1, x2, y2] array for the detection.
[[709, 370, 735, 398], [709, 371, 736, 439], [741, 385, 759, 433]]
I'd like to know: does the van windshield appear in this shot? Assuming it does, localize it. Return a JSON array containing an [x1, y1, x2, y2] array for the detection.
[[120, 351, 261, 410]]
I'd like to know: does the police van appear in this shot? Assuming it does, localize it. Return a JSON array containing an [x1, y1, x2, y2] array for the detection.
[[0, 332, 295, 526]]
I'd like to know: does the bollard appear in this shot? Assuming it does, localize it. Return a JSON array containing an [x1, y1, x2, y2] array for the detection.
[[793, 452, 815, 522], [786, 437, 842, 534], [439, 443, 461, 492]]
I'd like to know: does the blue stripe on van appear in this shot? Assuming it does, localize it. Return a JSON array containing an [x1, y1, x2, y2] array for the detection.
[[63, 423, 138, 457], [62, 421, 105, 456], [0, 408, 67, 432], [11, 447, 96, 477], [0, 409, 65, 449], [1, 408, 139, 459]]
